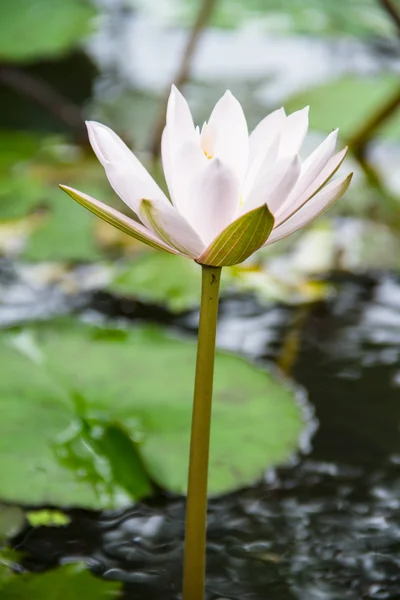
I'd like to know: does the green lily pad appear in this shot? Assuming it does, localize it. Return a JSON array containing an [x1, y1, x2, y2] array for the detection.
[[110, 253, 230, 312], [0, 132, 111, 261], [0, 0, 96, 63], [0, 563, 121, 599], [0, 507, 25, 542], [0, 320, 304, 508], [22, 190, 101, 261], [285, 75, 400, 139], [26, 510, 70, 528]]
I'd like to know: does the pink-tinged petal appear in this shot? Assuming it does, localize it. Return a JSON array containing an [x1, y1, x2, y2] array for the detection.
[[59, 185, 178, 255], [279, 107, 309, 157], [198, 204, 274, 267], [187, 158, 241, 245], [275, 146, 348, 225], [241, 155, 301, 215], [166, 85, 196, 148], [86, 121, 168, 212], [207, 90, 249, 184], [265, 173, 353, 245], [139, 197, 206, 258], [292, 129, 338, 198]]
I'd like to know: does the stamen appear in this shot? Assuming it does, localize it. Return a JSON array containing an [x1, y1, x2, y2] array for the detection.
[[200, 122, 215, 160]]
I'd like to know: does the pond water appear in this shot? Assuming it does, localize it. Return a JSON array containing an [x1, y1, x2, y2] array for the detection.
[[8, 272, 400, 600]]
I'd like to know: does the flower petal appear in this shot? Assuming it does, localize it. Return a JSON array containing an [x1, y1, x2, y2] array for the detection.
[[208, 90, 249, 184], [164, 138, 206, 216], [198, 204, 275, 267], [86, 121, 168, 212], [186, 158, 241, 245], [279, 107, 309, 157], [241, 155, 301, 215], [265, 173, 353, 245], [248, 107, 286, 167], [139, 197, 206, 258], [59, 185, 178, 254], [275, 146, 348, 225], [166, 85, 196, 149], [161, 126, 174, 199], [292, 129, 338, 198], [243, 132, 281, 203]]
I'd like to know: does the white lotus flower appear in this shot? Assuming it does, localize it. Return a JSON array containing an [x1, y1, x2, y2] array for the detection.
[[60, 86, 352, 266]]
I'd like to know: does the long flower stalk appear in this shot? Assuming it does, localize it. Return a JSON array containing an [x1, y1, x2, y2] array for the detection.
[[183, 265, 222, 600]]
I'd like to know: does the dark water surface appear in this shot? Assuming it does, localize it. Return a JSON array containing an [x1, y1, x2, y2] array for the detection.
[[9, 273, 400, 599]]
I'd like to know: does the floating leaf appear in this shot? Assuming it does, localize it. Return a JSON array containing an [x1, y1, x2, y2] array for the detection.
[[0, 320, 304, 508], [0, 563, 121, 599], [0, 507, 25, 542], [0, 0, 96, 62], [23, 191, 101, 261], [26, 510, 70, 528], [110, 253, 206, 312]]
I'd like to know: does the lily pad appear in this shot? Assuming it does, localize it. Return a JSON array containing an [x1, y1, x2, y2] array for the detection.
[[110, 252, 228, 312], [22, 190, 101, 261], [0, 563, 121, 599], [285, 75, 400, 139], [0, 133, 113, 261], [0, 507, 25, 542], [26, 510, 70, 528], [0, 0, 96, 63], [0, 320, 304, 508]]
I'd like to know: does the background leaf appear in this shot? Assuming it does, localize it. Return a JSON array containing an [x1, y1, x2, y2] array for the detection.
[[286, 75, 400, 138], [0, 0, 96, 63], [0, 563, 121, 600]]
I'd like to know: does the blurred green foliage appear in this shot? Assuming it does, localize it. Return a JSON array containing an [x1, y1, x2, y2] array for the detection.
[[286, 75, 400, 138], [0, 0, 96, 62], [179, 0, 395, 36], [0, 563, 121, 599]]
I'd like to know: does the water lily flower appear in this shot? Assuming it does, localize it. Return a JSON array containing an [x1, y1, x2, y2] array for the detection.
[[60, 86, 352, 267]]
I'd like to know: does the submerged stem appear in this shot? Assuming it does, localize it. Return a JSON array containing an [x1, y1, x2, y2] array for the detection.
[[182, 265, 222, 600]]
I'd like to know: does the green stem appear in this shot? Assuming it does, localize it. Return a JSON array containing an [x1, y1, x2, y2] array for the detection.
[[182, 264, 222, 600]]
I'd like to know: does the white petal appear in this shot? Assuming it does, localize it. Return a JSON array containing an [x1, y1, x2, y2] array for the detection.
[[60, 185, 178, 255], [248, 107, 285, 166], [265, 173, 353, 245], [241, 155, 301, 215], [242, 133, 280, 203], [200, 122, 216, 158], [208, 90, 249, 184], [275, 146, 347, 225], [161, 127, 174, 199], [166, 85, 196, 149], [86, 120, 168, 212], [138, 197, 206, 258], [187, 158, 241, 245], [292, 129, 338, 198], [279, 107, 309, 157], [164, 138, 206, 218]]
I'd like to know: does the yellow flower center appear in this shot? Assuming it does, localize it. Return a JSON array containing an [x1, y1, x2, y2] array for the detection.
[[200, 122, 215, 161]]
